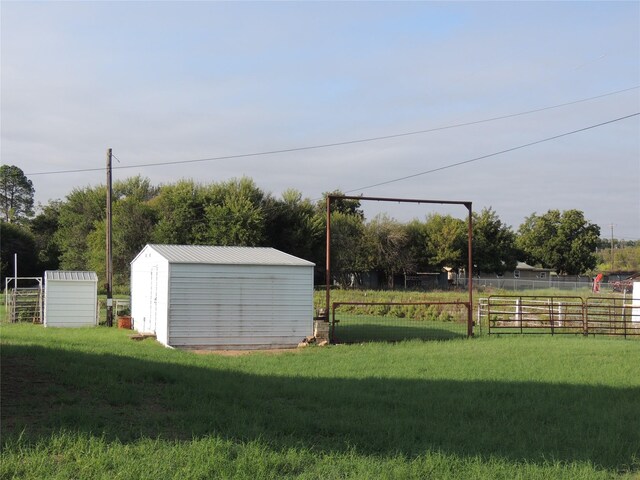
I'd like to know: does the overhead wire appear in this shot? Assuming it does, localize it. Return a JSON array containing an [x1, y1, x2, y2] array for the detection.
[[344, 112, 640, 193], [25, 85, 639, 177]]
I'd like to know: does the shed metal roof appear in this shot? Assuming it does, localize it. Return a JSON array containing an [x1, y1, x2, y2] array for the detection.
[[45, 271, 99, 281], [143, 244, 315, 267]]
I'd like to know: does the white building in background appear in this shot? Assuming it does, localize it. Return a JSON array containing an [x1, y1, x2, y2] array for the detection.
[[633, 281, 640, 323], [130, 244, 315, 350]]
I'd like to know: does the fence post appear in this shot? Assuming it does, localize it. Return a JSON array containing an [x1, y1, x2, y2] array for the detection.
[[331, 303, 336, 343], [516, 298, 522, 333], [558, 302, 563, 327]]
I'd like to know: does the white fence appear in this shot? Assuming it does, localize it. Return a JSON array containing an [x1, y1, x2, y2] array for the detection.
[[468, 278, 617, 293], [477, 295, 640, 337]]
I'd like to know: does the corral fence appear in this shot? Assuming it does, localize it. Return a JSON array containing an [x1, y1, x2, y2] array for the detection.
[[331, 301, 472, 344], [4, 277, 43, 324], [464, 278, 632, 294], [478, 295, 640, 337]]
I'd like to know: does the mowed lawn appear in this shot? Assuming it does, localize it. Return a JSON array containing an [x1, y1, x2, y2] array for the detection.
[[332, 315, 468, 343], [1, 324, 639, 479]]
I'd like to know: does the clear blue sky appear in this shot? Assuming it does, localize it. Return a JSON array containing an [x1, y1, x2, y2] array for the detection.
[[2, 1, 639, 239]]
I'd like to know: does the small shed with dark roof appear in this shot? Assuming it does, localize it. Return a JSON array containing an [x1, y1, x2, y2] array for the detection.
[[130, 244, 315, 349]]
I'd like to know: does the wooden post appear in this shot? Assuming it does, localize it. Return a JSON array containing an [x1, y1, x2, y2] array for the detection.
[[106, 148, 113, 327], [325, 195, 331, 324], [610, 224, 615, 271]]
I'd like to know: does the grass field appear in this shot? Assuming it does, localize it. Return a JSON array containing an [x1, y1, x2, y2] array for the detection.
[[1, 324, 639, 479], [332, 315, 468, 343]]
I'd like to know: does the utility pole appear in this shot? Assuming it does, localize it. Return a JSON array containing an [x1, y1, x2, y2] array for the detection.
[[106, 148, 113, 327], [610, 224, 615, 272]]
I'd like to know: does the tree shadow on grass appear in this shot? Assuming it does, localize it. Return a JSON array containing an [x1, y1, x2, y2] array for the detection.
[[2, 343, 639, 472]]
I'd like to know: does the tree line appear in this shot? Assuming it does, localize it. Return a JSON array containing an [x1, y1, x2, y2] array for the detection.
[[1, 165, 609, 290]]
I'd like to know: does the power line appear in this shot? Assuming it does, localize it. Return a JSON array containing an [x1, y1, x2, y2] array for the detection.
[[26, 85, 639, 177], [344, 112, 640, 194]]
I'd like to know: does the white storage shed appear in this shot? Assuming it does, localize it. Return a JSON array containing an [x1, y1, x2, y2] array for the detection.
[[130, 244, 315, 349], [44, 271, 98, 327], [633, 281, 640, 323]]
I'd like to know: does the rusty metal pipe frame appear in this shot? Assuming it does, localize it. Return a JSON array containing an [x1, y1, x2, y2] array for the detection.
[[325, 194, 474, 339]]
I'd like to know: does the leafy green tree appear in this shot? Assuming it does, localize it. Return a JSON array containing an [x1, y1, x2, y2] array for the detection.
[[423, 214, 467, 269], [56, 176, 157, 287], [199, 177, 267, 246], [113, 175, 158, 201], [29, 201, 62, 272], [596, 240, 640, 272], [317, 190, 364, 218], [55, 185, 106, 270], [365, 214, 413, 288], [404, 219, 430, 273], [330, 211, 370, 287], [0, 165, 35, 223], [472, 207, 518, 275], [150, 180, 207, 244], [0, 223, 40, 283], [516, 209, 600, 275], [87, 195, 157, 286], [264, 189, 324, 263]]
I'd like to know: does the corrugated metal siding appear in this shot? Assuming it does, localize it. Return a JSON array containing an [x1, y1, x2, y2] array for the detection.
[[167, 263, 313, 347], [45, 271, 98, 281], [148, 244, 315, 266], [44, 279, 97, 327]]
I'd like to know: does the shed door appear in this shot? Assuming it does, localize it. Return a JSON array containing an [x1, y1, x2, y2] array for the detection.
[[146, 266, 158, 333]]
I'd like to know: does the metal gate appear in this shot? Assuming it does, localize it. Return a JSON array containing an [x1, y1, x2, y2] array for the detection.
[[584, 296, 639, 336], [483, 295, 640, 337], [4, 277, 43, 324]]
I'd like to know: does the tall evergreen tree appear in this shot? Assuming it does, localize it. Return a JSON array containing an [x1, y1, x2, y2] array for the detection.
[[0, 165, 35, 223]]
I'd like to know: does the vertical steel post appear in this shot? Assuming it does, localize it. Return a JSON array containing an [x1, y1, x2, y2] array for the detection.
[[325, 195, 332, 325], [106, 148, 113, 327], [466, 203, 473, 337]]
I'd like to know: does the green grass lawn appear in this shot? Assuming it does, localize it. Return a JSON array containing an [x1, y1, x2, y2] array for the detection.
[[1, 324, 639, 479], [332, 314, 468, 343]]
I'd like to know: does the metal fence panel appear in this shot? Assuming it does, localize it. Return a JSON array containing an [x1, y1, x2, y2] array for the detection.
[[486, 295, 584, 335], [584, 297, 640, 337], [481, 295, 640, 338]]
